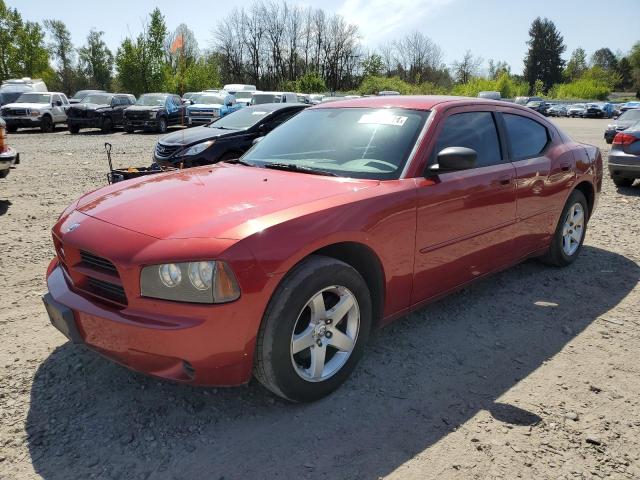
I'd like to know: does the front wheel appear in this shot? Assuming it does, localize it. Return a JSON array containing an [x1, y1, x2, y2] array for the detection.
[[254, 255, 372, 402], [612, 176, 634, 188], [6, 125, 17, 133], [158, 117, 168, 133], [40, 116, 53, 133], [101, 117, 113, 133], [541, 190, 588, 267]]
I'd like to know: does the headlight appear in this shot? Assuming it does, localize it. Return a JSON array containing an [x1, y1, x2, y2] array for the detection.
[[149, 110, 158, 118], [140, 260, 240, 303], [30, 110, 40, 117], [183, 140, 214, 156]]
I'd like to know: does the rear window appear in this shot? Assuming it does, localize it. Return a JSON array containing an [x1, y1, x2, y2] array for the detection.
[[503, 114, 549, 160]]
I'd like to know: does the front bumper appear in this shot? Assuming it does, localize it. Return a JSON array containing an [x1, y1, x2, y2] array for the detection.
[[608, 151, 640, 178], [67, 117, 104, 129], [0, 147, 19, 178], [124, 118, 160, 129], [3, 116, 41, 127], [45, 263, 257, 386]]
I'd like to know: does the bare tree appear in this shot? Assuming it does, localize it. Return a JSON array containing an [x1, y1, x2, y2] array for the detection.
[[452, 50, 482, 84]]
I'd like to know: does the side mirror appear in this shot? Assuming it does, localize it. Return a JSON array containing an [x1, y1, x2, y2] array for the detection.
[[429, 147, 477, 173], [252, 136, 264, 145]]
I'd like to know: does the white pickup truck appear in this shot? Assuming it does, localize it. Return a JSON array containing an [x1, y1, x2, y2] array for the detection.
[[0, 92, 69, 132]]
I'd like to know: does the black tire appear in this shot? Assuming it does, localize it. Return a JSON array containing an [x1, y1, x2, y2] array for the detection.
[[40, 116, 53, 133], [124, 125, 134, 133], [254, 255, 372, 402], [101, 117, 113, 133], [612, 176, 634, 188], [540, 189, 588, 267], [158, 117, 168, 133], [6, 125, 17, 133], [68, 124, 80, 134], [605, 138, 613, 145]]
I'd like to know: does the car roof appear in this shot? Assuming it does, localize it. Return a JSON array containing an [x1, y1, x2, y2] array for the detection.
[[245, 102, 307, 112], [311, 95, 508, 111]]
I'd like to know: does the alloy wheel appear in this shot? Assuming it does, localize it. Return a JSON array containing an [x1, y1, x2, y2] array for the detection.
[[562, 202, 585, 256], [290, 285, 360, 382]]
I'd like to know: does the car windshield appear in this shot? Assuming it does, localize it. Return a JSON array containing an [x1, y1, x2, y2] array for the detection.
[[72, 90, 98, 99], [243, 108, 429, 180], [81, 94, 112, 105], [16, 93, 50, 104], [235, 91, 253, 100], [620, 109, 640, 121], [208, 107, 273, 130], [136, 94, 166, 106], [193, 94, 225, 105], [573, 104, 586, 109], [252, 94, 279, 105]]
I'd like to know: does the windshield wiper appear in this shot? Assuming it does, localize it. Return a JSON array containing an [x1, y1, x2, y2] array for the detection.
[[223, 158, 256, 167], [262, 162, 338, 177]]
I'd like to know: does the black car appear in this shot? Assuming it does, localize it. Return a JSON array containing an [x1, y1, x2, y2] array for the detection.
[[604, 109, 640, 144], [124, 93, 186, 133], [153, 103, 308, 167], [585, 103, 604, 119], [67, 93, 136, 133], [525, 100, 549, 115]]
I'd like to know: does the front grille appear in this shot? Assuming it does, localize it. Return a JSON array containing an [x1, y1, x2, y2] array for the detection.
[[80, 250, 118, 274], [68, 108, 85, 118], [126, 111, 149, 120], [155, 143, 181, 158], [87, 277, 127, 305], [4, 108, 28, 116]]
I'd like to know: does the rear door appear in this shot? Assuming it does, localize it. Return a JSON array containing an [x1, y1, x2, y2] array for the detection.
[[412, 107, 518, 304], [496, 109, 574, 255]]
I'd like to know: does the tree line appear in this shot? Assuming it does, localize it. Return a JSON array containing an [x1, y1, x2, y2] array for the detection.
[[1, 0, 639, 101]]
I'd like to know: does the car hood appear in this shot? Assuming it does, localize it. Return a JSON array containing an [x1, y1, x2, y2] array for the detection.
[[69, 103, 109, 111], [188, 103, 224, 109], [2, 102, 48, 110], [126, 105, 162, 112], [159, 125, 237, 145], [75, 164, 377, 240]]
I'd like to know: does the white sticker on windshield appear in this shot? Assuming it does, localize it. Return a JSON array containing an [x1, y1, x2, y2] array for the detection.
[[252, 111, 268, 115], [358, 112, 408, 126]]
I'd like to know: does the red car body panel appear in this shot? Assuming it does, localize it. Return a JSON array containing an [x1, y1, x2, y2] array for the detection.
[[45, 96, 602, 386]]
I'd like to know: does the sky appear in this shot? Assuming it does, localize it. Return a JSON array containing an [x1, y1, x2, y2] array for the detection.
[[10, 0, 640, 75]]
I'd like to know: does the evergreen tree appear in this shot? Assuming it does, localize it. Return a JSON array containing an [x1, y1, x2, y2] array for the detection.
[[523, 17, 565, 93]]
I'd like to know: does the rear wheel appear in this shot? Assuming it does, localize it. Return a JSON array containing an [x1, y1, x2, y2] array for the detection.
[[40, 116, 53, 133], [541, 190, 588, 267], [612, 176, 634, 188], [254, 255, 372, 402], [68, 124, 80, 134]]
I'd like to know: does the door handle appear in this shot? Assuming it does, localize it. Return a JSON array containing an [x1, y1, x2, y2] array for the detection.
[[493, 175, 512, 187]]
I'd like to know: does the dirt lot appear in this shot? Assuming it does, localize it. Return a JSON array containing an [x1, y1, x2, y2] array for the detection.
[[0, 118, 639, 480]]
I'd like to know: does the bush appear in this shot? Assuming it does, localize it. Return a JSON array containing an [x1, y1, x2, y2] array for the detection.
[[358, 76, 418, 95], [451, 74, 528, 98], [551, 79, 610, 100]]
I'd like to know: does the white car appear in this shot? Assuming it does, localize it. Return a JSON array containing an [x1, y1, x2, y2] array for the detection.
[[1, 92, 69, 132], [0, 77, 47, 106], [250, 92, 298, 105]]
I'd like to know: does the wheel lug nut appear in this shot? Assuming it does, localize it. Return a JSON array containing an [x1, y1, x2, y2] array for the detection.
[[325, 318, 332, 325], [316, 340, 322, 347], [325, 331, 332, 338]]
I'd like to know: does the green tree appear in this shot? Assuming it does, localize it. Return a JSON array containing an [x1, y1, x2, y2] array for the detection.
[[297, 72, 326, 93], [44, 19, 76, 94], [0, 0, 22, 80], [617, 57, 633, 90], [523, 17, 566, 93], [488, 59, 510, 80], [591, 48, 618, 71], [361, 54, 385, 78], [78, 30, 113, 90], [115, 37, 145, 96], [564, 47, 587, 81], [146, 8, 168, 91]]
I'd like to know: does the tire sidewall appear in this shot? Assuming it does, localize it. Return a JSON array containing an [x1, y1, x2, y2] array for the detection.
[[158, 117, 168, 133], [554, 190, 588, 265], [40, 116, 52, 132], [259, 258, 372, 402]]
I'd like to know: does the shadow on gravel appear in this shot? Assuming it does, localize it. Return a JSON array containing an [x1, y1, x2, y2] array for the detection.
[[616, 184, 640, 196], [26, 246, 639, 480], [0, 199, 10, 215]]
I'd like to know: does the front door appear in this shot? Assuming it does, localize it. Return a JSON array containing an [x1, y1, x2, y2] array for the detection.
[[411, 108, 518, 304]]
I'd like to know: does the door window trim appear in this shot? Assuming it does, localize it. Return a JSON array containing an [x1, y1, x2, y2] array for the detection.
[[496, 112, 551, 162]]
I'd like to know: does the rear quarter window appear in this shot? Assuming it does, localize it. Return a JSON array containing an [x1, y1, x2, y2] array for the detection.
[[503, 114, 549, 160]]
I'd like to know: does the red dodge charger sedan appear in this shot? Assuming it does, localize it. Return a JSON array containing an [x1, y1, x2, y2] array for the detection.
[[44, 96, 602, 402]]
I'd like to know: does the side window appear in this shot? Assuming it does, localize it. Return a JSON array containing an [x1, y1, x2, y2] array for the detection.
[[264, 110, 297, 130], [503, 114, 549, 160], [53, 94, 61, 105], [432, 111, 502, 168], [61, 94, 69, 105]]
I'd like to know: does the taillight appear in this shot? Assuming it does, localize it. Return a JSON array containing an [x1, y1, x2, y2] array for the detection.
[[0, 125, 6, 152], [613, 132, 639, 146]]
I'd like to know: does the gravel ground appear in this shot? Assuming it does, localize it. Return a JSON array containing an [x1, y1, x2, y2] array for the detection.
[[0, 118, 639, 480]]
